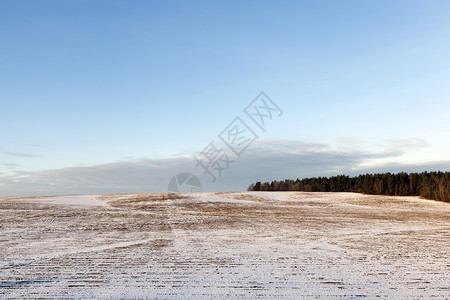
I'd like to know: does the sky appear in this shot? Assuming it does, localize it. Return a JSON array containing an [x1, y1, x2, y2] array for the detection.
[[1, 0, 450, 196]]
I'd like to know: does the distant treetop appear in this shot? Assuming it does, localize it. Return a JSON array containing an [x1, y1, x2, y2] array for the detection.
[[248, 172, 450, 202]]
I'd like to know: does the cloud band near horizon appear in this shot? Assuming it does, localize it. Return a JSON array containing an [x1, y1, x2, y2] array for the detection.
[[1, 139, 448, 197]]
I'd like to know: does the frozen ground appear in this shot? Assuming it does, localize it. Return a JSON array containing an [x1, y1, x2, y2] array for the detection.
[[0, 192, 449, 299]]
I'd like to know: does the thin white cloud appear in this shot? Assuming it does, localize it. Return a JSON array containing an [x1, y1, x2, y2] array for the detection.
[[2, 163, 19, 168], [0, 148, 38, 158]]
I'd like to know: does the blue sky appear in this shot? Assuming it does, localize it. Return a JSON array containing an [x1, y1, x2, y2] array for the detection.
[[1, 0, 450, 196]]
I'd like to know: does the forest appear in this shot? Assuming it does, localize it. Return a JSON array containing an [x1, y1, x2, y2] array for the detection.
[[248, 171, 450, 202]]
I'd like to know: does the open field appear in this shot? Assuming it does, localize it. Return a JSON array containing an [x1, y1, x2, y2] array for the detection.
[[1, 192, 449, 299]]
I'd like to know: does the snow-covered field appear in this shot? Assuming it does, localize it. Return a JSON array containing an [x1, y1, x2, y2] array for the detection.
[[1, 192, 449, 299]]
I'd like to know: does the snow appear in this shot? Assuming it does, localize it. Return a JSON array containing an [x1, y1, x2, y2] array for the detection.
[[1, 192, 449, 298], [33, 195, 108, 207]]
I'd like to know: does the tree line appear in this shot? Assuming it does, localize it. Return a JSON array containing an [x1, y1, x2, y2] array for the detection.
[[248, 171, 450, 202]]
